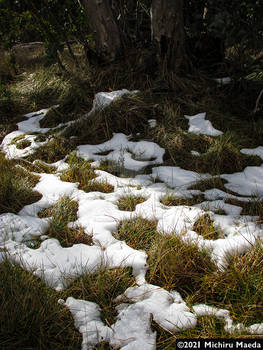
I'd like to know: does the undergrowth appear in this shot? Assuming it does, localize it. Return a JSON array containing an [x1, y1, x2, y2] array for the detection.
[[38, 196, 92, 247], [62, 267, 135, 326], [0, 153, 42, 214], [0, 259, 81, 350]]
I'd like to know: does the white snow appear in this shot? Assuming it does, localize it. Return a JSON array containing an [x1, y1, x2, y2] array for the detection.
[[214, 77, 231, 85], [221, 166, 263, 197], [1, 88, 263, 348], [185, 112, 223, 136], [77, 133, 165, 172]]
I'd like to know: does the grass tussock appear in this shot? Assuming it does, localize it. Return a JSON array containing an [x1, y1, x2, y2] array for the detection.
[[225, 197, 263, 222], [117, 194, 147, 211], [15, 159, 56, 174], [61, 155, 114, 193], [160, 193, 205, 207], [27, 136, 76, 163], [16, 139, 31, 149], [0, 259, 81, 350], [115, 217, 158, 251], [152, 125, 261, 175], [195, 241, 263, 326], [63, 267, 135, 326], [38, 196, 92, 247], [193, 214, 224, 240], [63, 93, 160, 145], [147, 234, 216, 297], [152, 316, 229, 349], [0, 154, 42, 214]]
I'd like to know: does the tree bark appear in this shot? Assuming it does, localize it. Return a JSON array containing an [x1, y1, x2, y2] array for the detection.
[[81, 0, 121, 62], [151, 0, 185, 71]]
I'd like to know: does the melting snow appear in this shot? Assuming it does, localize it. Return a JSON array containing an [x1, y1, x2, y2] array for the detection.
[[1, 89, 263, 348], [185, 112, 223, 136]]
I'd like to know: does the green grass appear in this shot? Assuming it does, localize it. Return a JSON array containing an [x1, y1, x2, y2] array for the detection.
[[115, 217, 158, 251], [16, 139, 31, 149], [27, 136, 76, 163], [225, 197, 263, 222], [15, 159, 57, 174], [116, 194, 147, 211], [195, 240, 263, 326], [38, 196, 93, 247], [160, 193, 205, 207], [61, 155, 114, 193], [0, 154, 42, 214], [0, 259, 81, 350], [63, 93, 160, 145], [62, 267, 135, 326], [193, 214, 224, 240], [147, 234, 216, 297]]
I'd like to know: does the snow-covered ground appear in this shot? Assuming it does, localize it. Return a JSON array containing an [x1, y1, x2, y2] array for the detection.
[[1, 90, 263, 349]]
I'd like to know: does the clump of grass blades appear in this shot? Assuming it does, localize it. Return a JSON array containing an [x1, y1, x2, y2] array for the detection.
[[61, 156, 114, 193], [225, 197, 263, 222], [15, 159, 56, 174], [39, 83, 93, 128], [195, 240, 263, 326], [63, 93, 160, 145], [10, 134, 26, 144], [63, 267, 134, 326], [61, 155, 96, 184], [117, 194, 147, 211], [16, 139, 31, 149], [86, 180, 114, 193], [147, 234, 216, 297], [196, 135, 262, 174], [39, 197, 92, 247], [0, 154, 42, 214], [27, 136, 76, 163], [160, 193, 205, 207], [193, 214, 224, 240], [0, 260, 81, 350], [189, 177, 231, 193], [115, 217, 157, 251], [38, 196, 78, 221], [152, 315, 230, 349]]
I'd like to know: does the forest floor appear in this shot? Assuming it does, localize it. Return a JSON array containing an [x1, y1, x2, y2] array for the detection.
[[0, 47, 263, 349]]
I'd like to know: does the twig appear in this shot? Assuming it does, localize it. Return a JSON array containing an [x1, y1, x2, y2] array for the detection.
[[252, 88, 263, 114]]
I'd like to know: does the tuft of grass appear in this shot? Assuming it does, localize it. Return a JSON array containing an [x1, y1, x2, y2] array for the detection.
[[10, 134, 26, 144], [160, 193, 205, 207], [0, 154, 42, 214], [38, 197, 92, 247], [115, 217, 157, 251], [0, 259, 81, 350], [63, 267, 135, 326], [38, 196, 78, 221], [27, 136, 76, 163], [63, 93, 160, 145], [225, 197, 263, 222], [196, 134, 262, 175], [61, 158, 96, 185], [193, 214, 224, 240], [15, 159, 56, 174], [61, 155, 114, 193], [116, 194, 147, 211], [86, 180, 114, 193], [189, 176, 231, 193], [147, 234, 216, 297], [16, 139, 31, 149], [152, 315, 230, 349], [196, 240, 263, 325]]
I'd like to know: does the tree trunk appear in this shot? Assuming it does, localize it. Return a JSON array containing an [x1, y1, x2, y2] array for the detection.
[[81, 0, 121, 62], [151, 0, 185, 71]]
